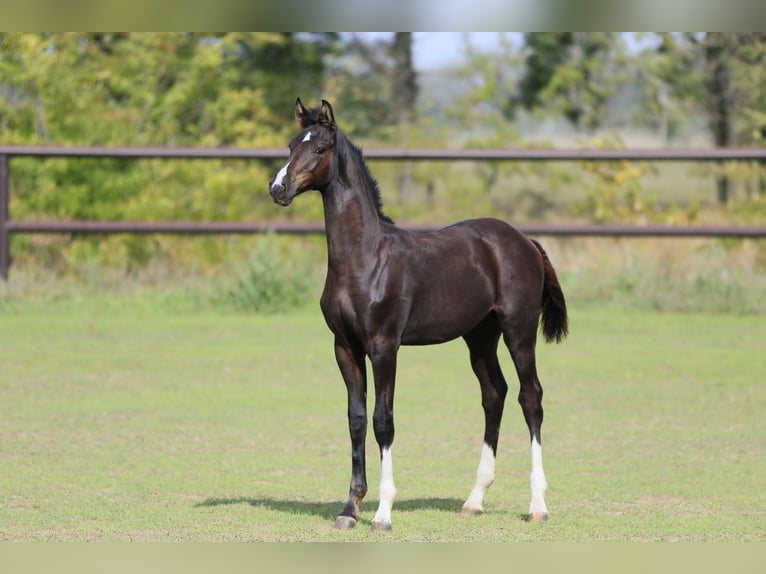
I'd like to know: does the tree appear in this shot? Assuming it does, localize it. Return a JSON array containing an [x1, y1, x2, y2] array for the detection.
[[513, 33, 628, 131], [322, 33, 418, 138], [639, 33, 766, 203], [391, 33, 417, 126], [0, 33, 338, 146], [0, 33, 339, 270], [439, 34, 527, 213], [390, 33, 418, 200]]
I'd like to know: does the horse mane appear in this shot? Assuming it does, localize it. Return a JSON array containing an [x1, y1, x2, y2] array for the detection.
[[300, 104, 394, 225], [337, 134, 394, 225]]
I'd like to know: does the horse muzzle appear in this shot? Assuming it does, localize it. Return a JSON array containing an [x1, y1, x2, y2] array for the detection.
[[269, 181, 294, 207]]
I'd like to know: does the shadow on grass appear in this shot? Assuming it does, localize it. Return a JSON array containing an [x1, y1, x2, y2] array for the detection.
[[195, 496, 465, 521]]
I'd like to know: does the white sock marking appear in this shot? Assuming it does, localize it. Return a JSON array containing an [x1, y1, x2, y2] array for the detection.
[[372, 446, 396, 526], [463, 442, 495, 512], [529, 437, 548, 516]]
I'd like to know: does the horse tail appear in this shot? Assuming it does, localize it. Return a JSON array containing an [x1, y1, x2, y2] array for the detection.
[[530, 239, 569, 344]]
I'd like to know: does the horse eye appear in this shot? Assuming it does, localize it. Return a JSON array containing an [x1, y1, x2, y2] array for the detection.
[[314, 146, 326, 154]]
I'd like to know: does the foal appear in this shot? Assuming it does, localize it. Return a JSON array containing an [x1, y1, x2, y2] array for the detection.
[[269, 98, 568, 531]]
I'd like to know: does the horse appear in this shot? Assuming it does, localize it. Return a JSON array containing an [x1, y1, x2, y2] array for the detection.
[[269, 98, 568, 532]]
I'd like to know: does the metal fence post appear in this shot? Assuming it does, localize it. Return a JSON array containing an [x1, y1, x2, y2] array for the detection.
[[0, 154, 9, 281]]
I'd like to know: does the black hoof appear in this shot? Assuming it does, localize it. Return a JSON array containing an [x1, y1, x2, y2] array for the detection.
[[334, 515, 357, 530]]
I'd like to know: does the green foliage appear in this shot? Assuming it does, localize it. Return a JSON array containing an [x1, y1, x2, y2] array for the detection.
[[571, 135, 700, 224], [447, 33, 522, 128], [515, 33, 627, 130], [0, 32, 337, 272], [431, 34, 529, 204], [3, 32, 766, 288], [555, 237, 766, 314], [699, 160, 766, 202], [575, 137, 652, 223], [636, 33, 766, 158], [215, 236, 316, 313], [322, 33, 409, 138], [727, 194, 766, 225], [634, 33, 706, 141], [11, 32, 334, 146]]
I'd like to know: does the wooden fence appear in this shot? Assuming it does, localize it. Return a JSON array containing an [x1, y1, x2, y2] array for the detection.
[[2, 145, 766, 280]]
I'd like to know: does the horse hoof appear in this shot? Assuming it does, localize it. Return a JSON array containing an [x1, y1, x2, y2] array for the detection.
[[334, 515, 357, 530], [371, 521, 392, 532], [528, 512, 549, 523], [461, 506, 483, 517]]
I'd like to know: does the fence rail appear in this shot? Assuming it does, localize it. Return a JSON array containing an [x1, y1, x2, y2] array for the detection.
[[4, 144, 766, 161], [2, 145, 766, 280]]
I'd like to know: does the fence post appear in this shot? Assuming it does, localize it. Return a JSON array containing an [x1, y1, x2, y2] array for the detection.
[[1, 154, 9, 281]]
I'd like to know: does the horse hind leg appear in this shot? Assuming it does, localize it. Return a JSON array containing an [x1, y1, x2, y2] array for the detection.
[[461, 319, 507, 516], [501, 318, 549, 522]]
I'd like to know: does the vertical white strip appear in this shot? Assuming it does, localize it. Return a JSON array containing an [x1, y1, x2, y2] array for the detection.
[[462, 442, 495, 514], [372, 446, 396, 528], [271, 132, 312, 191], [272, 160, 290, 189], [529, 437, 549, 517]]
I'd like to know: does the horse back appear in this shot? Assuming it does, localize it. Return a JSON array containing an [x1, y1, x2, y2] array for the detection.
[[320, 217, 546, 348]]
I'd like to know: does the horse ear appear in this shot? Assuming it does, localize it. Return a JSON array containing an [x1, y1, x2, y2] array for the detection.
[[295, 97, 309, 126], [320, 99, 337, 131]]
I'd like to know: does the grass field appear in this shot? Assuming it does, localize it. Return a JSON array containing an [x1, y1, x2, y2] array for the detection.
[[1, 301, 764, 541]]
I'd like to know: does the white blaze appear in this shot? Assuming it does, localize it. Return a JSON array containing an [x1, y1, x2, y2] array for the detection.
[[271, 132, 313, 190], [272, 160, 290, 189]]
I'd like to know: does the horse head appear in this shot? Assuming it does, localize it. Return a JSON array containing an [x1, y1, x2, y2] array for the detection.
[[269, 98, 338, 206]]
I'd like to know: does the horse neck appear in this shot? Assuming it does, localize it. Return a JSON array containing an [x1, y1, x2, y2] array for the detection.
[[321, 146, 384, 267]]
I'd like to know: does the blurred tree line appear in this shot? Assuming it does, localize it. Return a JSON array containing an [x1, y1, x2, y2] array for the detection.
[[1, 32, 765, 272], [512, 32, 766, 204]]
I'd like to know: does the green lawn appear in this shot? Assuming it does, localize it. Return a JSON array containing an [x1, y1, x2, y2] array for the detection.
[[0, 303, 764, 541]]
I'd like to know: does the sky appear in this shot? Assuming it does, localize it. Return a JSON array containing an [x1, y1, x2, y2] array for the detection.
[[353, 32, 651, 71], [352, 32, 513, 71], [411, 32, 513, 70]]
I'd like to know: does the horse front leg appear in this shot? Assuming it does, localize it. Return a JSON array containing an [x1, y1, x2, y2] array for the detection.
[[369, 339, 398, 532], [333, 337, 368, 530]]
